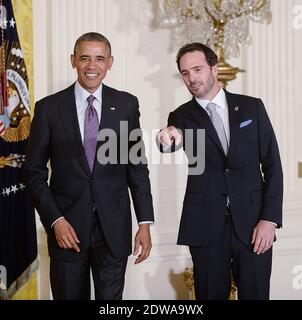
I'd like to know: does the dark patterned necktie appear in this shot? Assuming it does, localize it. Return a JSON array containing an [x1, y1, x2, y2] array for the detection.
[[84, 95, 99, 172]]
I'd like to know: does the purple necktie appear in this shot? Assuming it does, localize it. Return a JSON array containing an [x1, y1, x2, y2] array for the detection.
[[84, 95, 99, 172]]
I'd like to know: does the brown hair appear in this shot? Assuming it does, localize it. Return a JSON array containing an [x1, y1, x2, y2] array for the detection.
[[176, 42, 218, 71]]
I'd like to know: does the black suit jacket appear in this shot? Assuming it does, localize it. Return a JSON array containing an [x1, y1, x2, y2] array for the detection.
[[24, 84, 154, 260], [164, 90, 283, 247]]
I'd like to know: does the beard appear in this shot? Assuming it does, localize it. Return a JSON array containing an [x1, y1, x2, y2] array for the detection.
[[188, 75, 216, 99]]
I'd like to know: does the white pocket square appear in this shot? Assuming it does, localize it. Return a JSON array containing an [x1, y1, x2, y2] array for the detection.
[[240, 119, 252, 128]]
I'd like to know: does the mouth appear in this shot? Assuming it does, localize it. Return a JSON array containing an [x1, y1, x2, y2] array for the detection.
[[85, 73, 99, 78], [190, 83, 201, 90]]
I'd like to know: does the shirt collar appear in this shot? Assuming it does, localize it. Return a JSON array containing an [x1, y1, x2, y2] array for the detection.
[[74, 81, 103, 107], [195, 87, 227, 110]]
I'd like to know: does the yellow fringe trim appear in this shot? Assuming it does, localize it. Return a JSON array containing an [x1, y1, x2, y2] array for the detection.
[[0, 258, 39, 300]]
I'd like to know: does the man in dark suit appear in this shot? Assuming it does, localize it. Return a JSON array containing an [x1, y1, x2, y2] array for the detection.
[[24, 32, 154, 300], [158, 43, 283, 300]]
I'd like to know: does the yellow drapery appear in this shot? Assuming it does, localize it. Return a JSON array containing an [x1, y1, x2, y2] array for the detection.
[[10, 0, 38, 300]]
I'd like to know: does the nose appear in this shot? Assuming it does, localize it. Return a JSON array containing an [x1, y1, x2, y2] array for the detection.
[[87, 59, 97, 69], [188, 72, 196, 84]]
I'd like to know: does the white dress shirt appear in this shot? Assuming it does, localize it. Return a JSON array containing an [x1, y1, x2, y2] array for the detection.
[[74, 81, 103, 142], [195, 87, 230, 145]]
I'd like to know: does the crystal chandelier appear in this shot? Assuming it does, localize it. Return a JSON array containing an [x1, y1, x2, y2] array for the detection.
[[158, 0, 272, 87]]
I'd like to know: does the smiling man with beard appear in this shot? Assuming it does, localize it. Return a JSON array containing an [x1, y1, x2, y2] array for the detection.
[[158, 42, 283, 300]]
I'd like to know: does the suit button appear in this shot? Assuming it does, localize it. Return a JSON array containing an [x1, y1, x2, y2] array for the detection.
[[89, 203, 96, 212], [225, 169, 229, 174], [90, 178, 95, 183]]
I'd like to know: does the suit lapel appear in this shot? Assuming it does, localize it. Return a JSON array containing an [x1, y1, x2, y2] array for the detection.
[[58, 84, 91, 176], [225, 90, 242, 158], [92, 84, 119, 174], [99, 84, 118, 131], [187, 98, 226, 156]]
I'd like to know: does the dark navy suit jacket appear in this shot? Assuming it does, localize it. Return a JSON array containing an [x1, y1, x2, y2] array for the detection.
[[24, 84, 154, 260], [164, 90, 283, 247]]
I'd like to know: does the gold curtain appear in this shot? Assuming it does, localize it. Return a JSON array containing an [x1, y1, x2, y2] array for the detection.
[[10, 0, 38, 300]]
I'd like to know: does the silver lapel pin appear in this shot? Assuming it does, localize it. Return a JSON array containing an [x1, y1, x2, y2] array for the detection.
[[234, 106, 239, 111], [110, 106, 116, 111]]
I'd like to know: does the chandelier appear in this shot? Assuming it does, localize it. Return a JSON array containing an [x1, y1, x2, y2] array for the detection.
[[158, 0, 272, 87]]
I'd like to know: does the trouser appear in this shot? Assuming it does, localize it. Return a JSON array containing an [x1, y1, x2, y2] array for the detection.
[[50, 214, 128, 300], [189, 214, 272, 300]]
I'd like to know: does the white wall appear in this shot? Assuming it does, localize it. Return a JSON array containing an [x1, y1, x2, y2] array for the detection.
[[32, 0, 302, 299], [242, 0, 302, 299]]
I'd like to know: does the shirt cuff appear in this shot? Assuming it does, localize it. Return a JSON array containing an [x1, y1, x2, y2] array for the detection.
[[138, 221, 154, 225], [162, 144, 172, 151], [261, 219, 277, 227], [51, 216, 65, 228]]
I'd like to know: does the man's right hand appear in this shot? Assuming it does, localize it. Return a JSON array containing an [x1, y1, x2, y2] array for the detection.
[[53, 218, 80, 252], [157, 126, 182, 149]]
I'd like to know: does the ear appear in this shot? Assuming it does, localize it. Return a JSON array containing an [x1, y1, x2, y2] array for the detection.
[[70, 54, 76, 69], [108, 56, 114, 70], [212, 64, 218, 77]]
